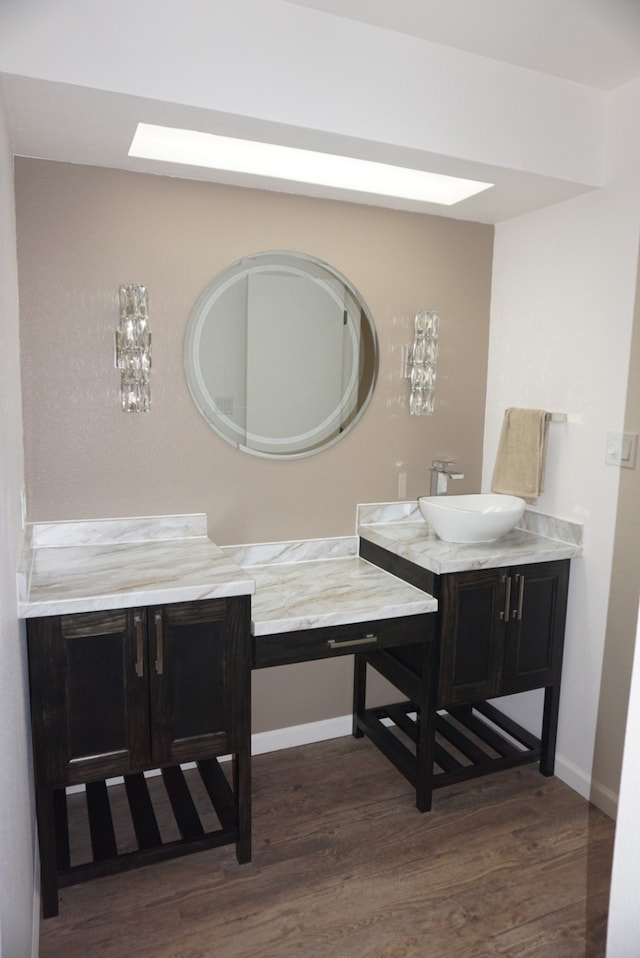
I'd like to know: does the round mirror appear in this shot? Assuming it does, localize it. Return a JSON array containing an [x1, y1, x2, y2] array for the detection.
[[184, 251, 379, 459]]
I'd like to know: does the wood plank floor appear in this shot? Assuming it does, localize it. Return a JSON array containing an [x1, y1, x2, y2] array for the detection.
[[39, 737, 615, 958]]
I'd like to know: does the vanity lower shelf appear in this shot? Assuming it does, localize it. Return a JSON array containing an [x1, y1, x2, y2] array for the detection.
[[52, 759, 237, 891], [355, 699, 541, 791]]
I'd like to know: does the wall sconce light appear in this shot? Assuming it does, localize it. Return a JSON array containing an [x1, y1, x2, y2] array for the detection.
[[407, 309, 439, 415], [115, 284, 151, 412]]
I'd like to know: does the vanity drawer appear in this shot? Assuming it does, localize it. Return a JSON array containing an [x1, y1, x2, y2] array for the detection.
[[252, 613, 435, 669]]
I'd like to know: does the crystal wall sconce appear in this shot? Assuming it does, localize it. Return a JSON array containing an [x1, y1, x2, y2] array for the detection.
[[115, 284, 151, 412], [407, 309, 439, 415]]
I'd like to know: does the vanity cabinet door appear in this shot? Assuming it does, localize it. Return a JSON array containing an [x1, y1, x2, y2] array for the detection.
[[148, 597, 249, 766], [27, 609, 150, 787], [28, 596, 252, 787], [436, 560, 570, 708], [502, 560, 569, 694], [437, 569, 506, 708]]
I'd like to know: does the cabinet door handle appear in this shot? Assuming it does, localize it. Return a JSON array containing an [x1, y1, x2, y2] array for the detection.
[[154, 611, 164, 675], [516, 573, 525, 621], [500, 575, 511, 621], [327, 633, 378, 649], [134, 612, 144, 678]]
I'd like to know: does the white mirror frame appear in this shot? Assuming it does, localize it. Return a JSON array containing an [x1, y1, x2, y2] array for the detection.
[[184, 251, 379, 459]]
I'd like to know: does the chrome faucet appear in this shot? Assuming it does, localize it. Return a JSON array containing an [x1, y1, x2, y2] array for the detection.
[[429, 459, 464, 496]]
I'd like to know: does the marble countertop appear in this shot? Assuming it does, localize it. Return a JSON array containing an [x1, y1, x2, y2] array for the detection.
[[357, 502, 583, 575], [18, 515, 437, 631], [18, 515, 255, 618], [222, 538, 437, 635], [18, 500, 580, 624]]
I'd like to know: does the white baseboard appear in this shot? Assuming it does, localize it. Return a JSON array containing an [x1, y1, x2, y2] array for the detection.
[[251, 714, 353, 755], [555, 752, 618, 819]]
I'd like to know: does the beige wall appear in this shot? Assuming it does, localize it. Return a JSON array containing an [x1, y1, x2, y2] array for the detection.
[[594, 240, 640, 805], [16, 158, 494, 732]]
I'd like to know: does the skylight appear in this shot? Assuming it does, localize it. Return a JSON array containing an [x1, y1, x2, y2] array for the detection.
[[128, 123, 493, 206]]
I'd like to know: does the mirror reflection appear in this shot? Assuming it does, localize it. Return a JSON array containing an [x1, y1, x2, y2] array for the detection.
[[184, 251, 379, 459]]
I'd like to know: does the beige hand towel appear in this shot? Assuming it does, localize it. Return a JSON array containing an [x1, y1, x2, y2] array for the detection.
[[491, 408, 548, 504]]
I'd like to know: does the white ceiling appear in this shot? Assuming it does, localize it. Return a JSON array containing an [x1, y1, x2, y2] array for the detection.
[[2, 0, 640, 223], [282, 0, 640, 90]]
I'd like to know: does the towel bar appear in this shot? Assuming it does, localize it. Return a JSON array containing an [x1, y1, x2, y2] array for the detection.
[[545, 412, 567, 423]]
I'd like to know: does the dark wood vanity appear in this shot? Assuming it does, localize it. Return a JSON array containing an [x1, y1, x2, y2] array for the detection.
[[357, 536, 570, 799], [27, 596, 252, 919], [22, 511, 578, 918]]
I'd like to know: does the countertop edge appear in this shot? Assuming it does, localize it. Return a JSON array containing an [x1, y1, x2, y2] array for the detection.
[[358, 525, 582, 575], [252, 598, 438, 636], [19, 578, 256, 619]]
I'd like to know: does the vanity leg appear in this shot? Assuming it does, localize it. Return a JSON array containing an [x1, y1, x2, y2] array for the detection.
[[36, 785, 60, 918], [415, 640, 437, 813], [540, 684, 560, 777], [233, 747, 252, 864], [352, 653, 366, 739]]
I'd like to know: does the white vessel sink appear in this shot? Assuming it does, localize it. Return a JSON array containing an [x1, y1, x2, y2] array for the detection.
[[418, 493, 526, 544]]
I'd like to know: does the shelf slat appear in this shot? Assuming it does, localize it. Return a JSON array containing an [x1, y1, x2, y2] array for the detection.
[[198, 759, 235, 831], [161, 766, 205, 842], [85, 780, 117, 861], [124, 772, 162, 849]]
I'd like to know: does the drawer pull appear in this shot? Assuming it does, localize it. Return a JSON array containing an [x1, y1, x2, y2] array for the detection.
[[516, 574, 525, 621], [154, 611, 164, 674], [327, 633, 378, 649], [500, 575, 511, 622], [134, 612, 144, 678]]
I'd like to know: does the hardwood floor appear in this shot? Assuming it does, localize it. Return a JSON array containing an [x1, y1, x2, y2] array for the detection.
[[39, 737, 615, 958]]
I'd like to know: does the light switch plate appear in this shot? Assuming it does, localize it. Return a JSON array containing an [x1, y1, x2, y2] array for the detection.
[[606, 431, 638, 468]]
